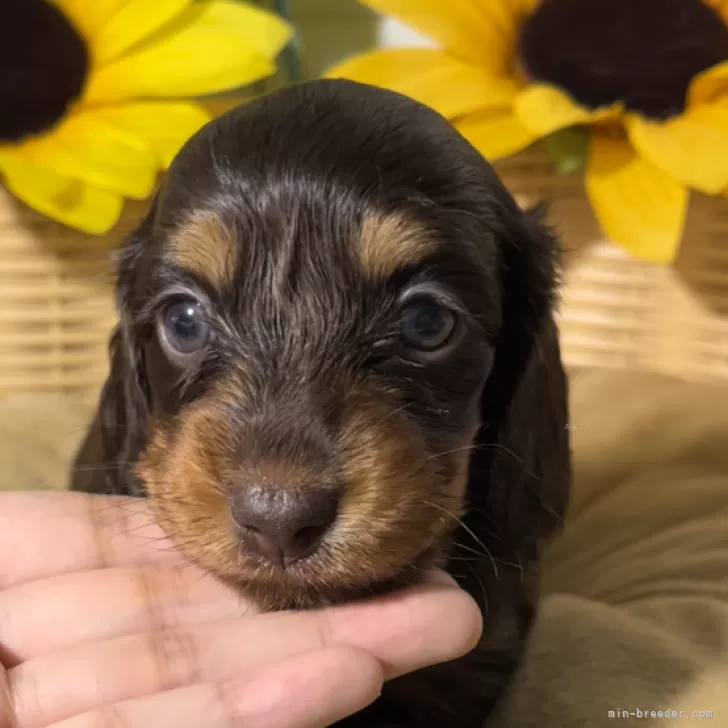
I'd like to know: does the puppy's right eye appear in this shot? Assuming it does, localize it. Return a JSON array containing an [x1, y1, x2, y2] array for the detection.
[[400, 298, 457, 353], [158, 298, 210, 357]]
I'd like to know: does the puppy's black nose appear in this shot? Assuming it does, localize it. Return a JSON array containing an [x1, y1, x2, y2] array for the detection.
[[231, 485, 338, 567]]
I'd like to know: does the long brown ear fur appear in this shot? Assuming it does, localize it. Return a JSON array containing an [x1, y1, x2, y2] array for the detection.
[[451, 202, 570, 613], [70, 323, 149, 495], [70, 209, 153, 495]]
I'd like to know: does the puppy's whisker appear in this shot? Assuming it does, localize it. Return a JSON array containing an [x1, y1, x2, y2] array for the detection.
[[450, 543, 523, 574], [449, 503, 522, 561], [477, 442, 548, 484], [422, 500, 499, 582], [424, 440, 544, 486], [422, 444, 479, 463], [464, 560, 489, 618], [449, 555, 517, 566], [534, 498, 566, 526], [427, 489, 517, 557], [451, 539, 498, 559], [368, 400, 418, 429]]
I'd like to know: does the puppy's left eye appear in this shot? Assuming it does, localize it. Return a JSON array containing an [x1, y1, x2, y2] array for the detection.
[[400, 299, 457, 352], [158, 298, 210, 357]]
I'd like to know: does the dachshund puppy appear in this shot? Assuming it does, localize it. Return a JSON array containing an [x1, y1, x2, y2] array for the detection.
[[72, 79, 571, 727]]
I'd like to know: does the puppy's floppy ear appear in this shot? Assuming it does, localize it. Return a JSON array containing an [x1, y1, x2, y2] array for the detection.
[[468, 203, 571, 562], [70, 213, 153, 495], [391, 205, 571, 717], [70, 323, 149, 494]]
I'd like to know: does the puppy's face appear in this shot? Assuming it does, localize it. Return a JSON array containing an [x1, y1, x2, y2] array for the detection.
[[131, 205, 496, 607], [93, 80, 563, 611]]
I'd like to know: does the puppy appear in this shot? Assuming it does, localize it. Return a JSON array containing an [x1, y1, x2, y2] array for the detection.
[[71, 79, 571, 727]]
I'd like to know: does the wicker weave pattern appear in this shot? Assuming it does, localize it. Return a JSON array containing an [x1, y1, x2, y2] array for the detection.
[[2, 145, 728, 396], [0, 189, 139, 395], [495, 148, 728, 383]]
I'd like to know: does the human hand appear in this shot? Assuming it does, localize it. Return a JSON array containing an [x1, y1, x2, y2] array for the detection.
[[0, 491, 482, 728]]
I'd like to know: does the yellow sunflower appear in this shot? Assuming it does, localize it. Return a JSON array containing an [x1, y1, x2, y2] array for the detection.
[[326, 0, 728, 263], [0, 0, 290, 233]]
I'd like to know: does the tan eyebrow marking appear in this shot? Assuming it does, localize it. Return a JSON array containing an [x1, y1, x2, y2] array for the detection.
[[359, 211, 437, 279], [166, 211, 238, 290]]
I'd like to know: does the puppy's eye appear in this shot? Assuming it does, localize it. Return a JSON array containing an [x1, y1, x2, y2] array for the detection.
[[159, 298, 210, 355], [400, 299, 457, 352]]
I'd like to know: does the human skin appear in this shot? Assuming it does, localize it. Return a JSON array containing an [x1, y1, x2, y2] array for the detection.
[[0, 491, 482, 728]]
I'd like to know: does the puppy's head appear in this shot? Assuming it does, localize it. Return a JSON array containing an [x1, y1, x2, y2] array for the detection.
[[79, 80, 569, 611]]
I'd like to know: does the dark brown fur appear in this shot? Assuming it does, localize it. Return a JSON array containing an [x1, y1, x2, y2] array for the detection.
[[71, 79, 571, 727]]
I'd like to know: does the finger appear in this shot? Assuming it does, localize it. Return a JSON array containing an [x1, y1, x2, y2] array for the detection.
[[45, 646, 383, 728], [0, 492, 185, 588], [0, 664, 16, 728], [327, 574, 482, 679], [0, 564, 258, 666], [420, 567, 459, 587], [12, 579, 481, 728]]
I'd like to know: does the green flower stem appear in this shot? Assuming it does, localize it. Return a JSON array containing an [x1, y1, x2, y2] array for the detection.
[[271, 0, 302, 83], [543, 126, 589, 175]]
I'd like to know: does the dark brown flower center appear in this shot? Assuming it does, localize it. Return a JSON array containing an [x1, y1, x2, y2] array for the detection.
[[518, 0, 728, 119], [0, 0, 88, 143]]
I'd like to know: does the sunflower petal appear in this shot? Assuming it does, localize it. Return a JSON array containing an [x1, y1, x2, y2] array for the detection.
[[0, 151, 123, 234], [201, 93, 253, 118], [628, 105, 728, 195], [91, 102, 211, 168], [13, 110, 157, 199], [84, 1, 291, 104], [49, 0, 125, 41], [455, 108, 540, 161], [517, 0, 543, 13], [688, 60, 728, 107], [514, 84, 617, 135], [92, 0, 193, 66], [586, 134, 687, 263], [326, 49, 519, 120], [362, 0, 521, 73]]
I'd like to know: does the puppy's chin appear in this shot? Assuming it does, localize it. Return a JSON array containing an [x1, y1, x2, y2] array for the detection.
[[220, 542, 447, 612]]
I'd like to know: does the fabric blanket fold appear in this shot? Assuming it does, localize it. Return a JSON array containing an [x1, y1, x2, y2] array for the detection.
[[492, 369, 728, 726]]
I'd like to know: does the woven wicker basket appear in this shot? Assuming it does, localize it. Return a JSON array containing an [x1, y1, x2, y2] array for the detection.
[[495, 146, 728, 383], [0, 190, 140, 398], [3, 142, 728, 399]]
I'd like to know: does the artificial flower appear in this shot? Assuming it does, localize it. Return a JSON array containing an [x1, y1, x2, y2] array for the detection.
[[0, 0, 290, 233], [326, 0, 728, 263]]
